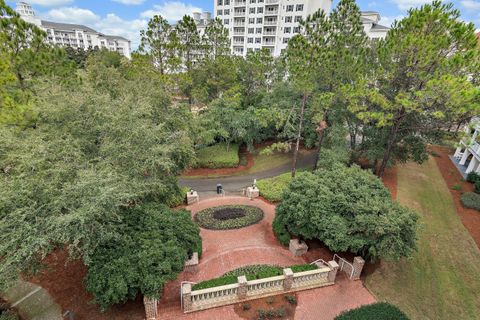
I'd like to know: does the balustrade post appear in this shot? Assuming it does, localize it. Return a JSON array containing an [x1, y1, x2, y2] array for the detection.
[[237, 276, 248, 299], [143, 296, 158, 320], [283, 268, 294, 291], [182, 283, 193, 312], [352, 256, 365, 280], [327, 260, 339, 283]]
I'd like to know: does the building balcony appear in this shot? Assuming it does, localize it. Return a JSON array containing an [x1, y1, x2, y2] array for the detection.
[[265, 0, 279, 3], [234, 21, 246, 26], [263, 31, 276, 36], [233, 30, 245, 35], [264, 20, 277, 26], [264, 10, 279, 15], [234, 0, 246, 6], [234, 11, 246, 17], [262, 40, 276, 45]]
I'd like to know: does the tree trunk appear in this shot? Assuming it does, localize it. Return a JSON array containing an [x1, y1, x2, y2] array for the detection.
[[292, 92, 307, 178], [313, 130, 326, 171], [376, 123, 400, 178]]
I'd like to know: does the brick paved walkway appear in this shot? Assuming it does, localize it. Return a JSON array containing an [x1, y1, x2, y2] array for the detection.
[[157, 197, 376, 320]]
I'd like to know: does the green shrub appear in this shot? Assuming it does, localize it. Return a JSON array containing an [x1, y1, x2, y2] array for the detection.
[[461, 192, 480, 210], [242, 303, 251, 311], [0, 310, 20, 320], [275, 307, 286, 317], [194, 205, 264, 230], [194, 143, 239, 169], [290, 264, 318, 273], [266, 297, 274, 305], [167, 186, 189, 207], [466, 171, 480, 183], [475, 180, 480, 194], [452, 184, 462, 191], [272, 214, 291, 246], [335, 302, 409, 320], [284, 295, 297, 305], [257, 173, 292, 202]]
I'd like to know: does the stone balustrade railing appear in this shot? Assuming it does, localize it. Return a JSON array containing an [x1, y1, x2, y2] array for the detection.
[[181, 263, 338, 313]]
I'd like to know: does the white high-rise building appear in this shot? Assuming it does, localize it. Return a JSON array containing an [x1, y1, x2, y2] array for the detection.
[[215, 0, 333, 57], [361, 11, 389, 39], [15, 2, 131, 59]]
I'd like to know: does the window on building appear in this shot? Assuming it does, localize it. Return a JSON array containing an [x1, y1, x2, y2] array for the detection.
[[250, 0, 256, 3], [283, 37, 289, 43], [218, 0, 222, 5], [217, 9, 223, 15], [296, 4, 304, 11], [257, 7, 263, 13], [256, 17, 263, 23], [255, 37, 261, 43], [294, 16, 302, 22], [293, 26, 300, 33], [249, 17, 255, 23], [249, 7, 255, 13], [258, 0, 264, 2], [225, 0, 230, 4], [256, 27, 262, 33], [286, 5, 294, 12], [224, 9, 230, 14], [248, 37, 254, 43], [285, 16, 292, 23], [248, 28, 254, 33], [224, 19, 230, 24], [284, 27, 291, 33]]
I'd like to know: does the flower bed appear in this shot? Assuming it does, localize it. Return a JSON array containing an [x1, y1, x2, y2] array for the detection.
[[192, 264, 318, 290], [194, 205, 264, 230]]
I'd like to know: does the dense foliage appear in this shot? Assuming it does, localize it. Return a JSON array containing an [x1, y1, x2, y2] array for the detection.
[[276, 164, 419, 260], [194, 205, 264, 230], [272, 214, 292, 247], [257, 173, 293, 202], [335, 302, 409, 320], [193, 263, 317, 290], [460, 192, 480, 211], [85, 204, 201, 310], [194, 143, 239, 168]]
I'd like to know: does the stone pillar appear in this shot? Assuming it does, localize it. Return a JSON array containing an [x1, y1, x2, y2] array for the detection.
[[182, 283, 192, 313], [460, 149, 471, 165], [184, 252, 199, 273], [289, 239, 308, 257], [352, 256, 365, 280], [283, 268, 293, 291], [327, 260, 339, 283], [187, 191, 199, 205], [237, 276, 248, 299], [454, 147, 462, 158], [143, 296, 158, 320], [466, 157, 479, 174]]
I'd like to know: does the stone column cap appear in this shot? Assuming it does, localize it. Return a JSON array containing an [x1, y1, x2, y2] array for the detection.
[[327, 260, 339, 269], [238, 275, 247, 284], [182, 283, 192, 294], [283, 268, 294, 276], [354, 256, 365, 264]]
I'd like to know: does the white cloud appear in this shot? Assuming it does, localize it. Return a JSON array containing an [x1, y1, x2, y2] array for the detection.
[[27, 0, 73, 6], [390, 0, 431, 10], [379, 15, 405, 27], [112, 0, 146, 5], [45, 7, 100, 24], [461, 0, 480, 10], [141, 1, 203, 22]]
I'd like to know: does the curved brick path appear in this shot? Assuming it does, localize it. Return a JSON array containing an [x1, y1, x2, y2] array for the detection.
[[157, 197, 375, 320]]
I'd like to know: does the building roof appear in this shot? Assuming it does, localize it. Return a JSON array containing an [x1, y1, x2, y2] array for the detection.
[[371, 24, 390, 31], [361, 11, 380, 15], [41, 20, 97, 33], [103, 34, 130, 42]]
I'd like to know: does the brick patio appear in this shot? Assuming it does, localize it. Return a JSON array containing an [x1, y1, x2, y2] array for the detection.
[[157, 197, 376, 320]]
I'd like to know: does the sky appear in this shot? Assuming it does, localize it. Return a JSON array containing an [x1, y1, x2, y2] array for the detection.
[[6, 0, 480, 49]]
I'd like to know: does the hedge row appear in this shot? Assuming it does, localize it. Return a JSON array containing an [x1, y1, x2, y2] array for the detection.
[[192, 264, 318, 290], [460, 192, 480, 210], [256, 172, 292, 202], [272, 214, 291, 246], [335, 302, 409, 320], [193, 143, 239, 169]]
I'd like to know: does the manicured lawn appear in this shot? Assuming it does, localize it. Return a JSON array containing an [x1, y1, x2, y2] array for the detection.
[[365, 157, 480, 320], [245, 148, 293, 174], [194, 143, 239, 169]]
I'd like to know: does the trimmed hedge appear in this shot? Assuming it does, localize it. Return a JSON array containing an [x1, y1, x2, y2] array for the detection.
[[257, 172, 292, 202], [194, 205, 264, 230], [0, 310, 20, 320], [272, 214, 291, 246], [192, 264, 318, 290], [461, 192, 480, 211], [194, 143, 239, 169], [335, 302, 409, 320], [466, 171, 480, 184]]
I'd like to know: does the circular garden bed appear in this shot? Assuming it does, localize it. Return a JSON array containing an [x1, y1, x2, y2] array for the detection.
[[194, 205, 264, 230]]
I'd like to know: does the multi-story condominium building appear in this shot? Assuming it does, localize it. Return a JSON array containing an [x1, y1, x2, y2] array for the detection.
[[192, 11, 214, 36], [15, 2, 131, 59], [453, 119, 480, 176], [214, 0, 389, 57]]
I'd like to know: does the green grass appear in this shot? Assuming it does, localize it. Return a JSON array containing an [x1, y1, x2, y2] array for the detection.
[[194, 143, 239, 169], [257, 172, 293, 202], [365, 157, 480, 320]]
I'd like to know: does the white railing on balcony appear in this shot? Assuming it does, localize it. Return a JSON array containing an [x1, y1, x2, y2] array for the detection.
[[233, 30, 245, 35], [234, 0, 246, 5], [234, 11, 246, 16], [234, 22, 245, 26], [265, 0, 279, 3], [264, 20, 277, 25], [263, 40, 276, 45], [263, 31, 276, 35], [264, 10, 279, 15]]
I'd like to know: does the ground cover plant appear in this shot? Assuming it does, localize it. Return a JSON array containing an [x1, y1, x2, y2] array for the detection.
[[335, 302, 409, 320], [192, 264, 317, 290], [193, 143, 239, 169], [194, 205, 264, 230], [366, 159, 480, 319], [460, 192, 480, 211], [257, 173, 293, 202]]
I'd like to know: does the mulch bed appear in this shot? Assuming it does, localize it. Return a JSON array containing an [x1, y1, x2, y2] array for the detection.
[[234, 293, 297, 320], [429, 145, 480, 249], [382, 167, 398, 200], [28, 250, 144, 320]]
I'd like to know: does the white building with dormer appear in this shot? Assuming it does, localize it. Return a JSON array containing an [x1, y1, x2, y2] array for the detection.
[[453, 119, 480, 176], [15, 2, 131, 59]]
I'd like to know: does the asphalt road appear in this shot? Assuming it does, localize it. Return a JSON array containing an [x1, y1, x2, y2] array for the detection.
[[179, 151, 316, 195]]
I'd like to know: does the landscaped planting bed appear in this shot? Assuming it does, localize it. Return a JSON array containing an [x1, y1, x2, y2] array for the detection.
[[335, 302, 409, 320], [461, 192, 480, 211], [194, 205, 264, 230], [192, 264, 318, 290], [193, 143, 240, 169]]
